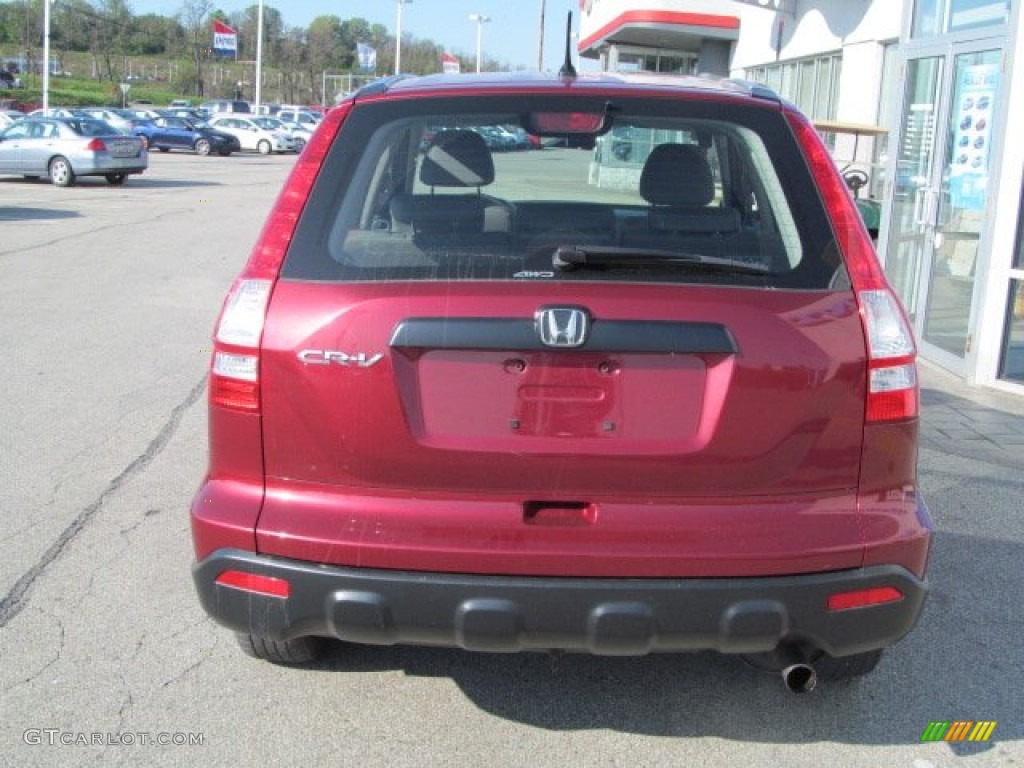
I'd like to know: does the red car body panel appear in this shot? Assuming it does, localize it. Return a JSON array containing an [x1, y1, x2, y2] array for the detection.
[[189, 72, 933, 666]]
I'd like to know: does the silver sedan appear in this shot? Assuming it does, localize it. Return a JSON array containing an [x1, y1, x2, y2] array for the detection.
[[0, 116, 148, 186]]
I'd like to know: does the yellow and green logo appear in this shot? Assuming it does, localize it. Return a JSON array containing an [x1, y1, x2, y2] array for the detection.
[[921, 721, 997, 742]]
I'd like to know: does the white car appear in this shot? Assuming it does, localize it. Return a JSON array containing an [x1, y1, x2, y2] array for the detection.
[[205, 115, 296, 154], [0, 109, 25, 129], [78, 107, 140, 134], [276, 108, 322, 131], [249, 116, 313, 151]]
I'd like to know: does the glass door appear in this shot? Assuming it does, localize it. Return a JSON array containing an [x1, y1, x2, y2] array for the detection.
[[882, 55, 945, 325], [881, 41, 1003, 371], [921, 47, 1001, 359]]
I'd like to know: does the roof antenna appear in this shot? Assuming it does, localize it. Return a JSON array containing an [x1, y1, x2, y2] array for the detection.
[[558, 11, 577, 79]]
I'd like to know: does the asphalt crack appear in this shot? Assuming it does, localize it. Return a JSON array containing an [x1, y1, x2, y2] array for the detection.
[[0, 375, 207, 628]]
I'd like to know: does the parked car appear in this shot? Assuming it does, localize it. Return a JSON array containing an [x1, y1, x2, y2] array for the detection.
[[249, 115, 312, 151], [191, 72, 931, 690], [200, 99, 251, 115], [168, 99, 192, 109], [205, 115, 296, 154], [126, 107, 162, 121], [275, 107, 321, 131], [0, 116, 147, 186], [132, 115, 241, 156], [27, 107, 88, 119], [78, 107, 141, 134], [0, 108, 23, 129], [162, 107, 209, 122]]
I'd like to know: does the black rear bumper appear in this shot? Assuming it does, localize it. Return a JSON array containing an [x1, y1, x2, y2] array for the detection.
[[193, 549, 927, 657]]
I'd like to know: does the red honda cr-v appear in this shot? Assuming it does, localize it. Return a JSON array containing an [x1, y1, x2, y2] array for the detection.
[[191, 70, 932, 691]]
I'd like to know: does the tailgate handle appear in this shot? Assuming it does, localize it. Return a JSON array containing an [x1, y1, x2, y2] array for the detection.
[[524, 501, 596, 527]]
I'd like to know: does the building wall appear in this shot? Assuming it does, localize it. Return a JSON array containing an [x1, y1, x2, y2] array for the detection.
[[975, 1, 1024, 389], [730, 1, 902, 124], [579, 0, 739, 49]]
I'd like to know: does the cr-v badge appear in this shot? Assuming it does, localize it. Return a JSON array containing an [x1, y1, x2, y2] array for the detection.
[[297, 349, 383, 367]]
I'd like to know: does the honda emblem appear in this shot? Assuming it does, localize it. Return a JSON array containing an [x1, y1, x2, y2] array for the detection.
[[536, 307, 589, 348]]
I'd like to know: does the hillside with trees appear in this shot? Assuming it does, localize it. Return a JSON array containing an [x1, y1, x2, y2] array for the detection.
[[0, 0, 500, 105]]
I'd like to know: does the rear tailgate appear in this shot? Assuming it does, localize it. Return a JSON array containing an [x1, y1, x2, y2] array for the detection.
[[255, 280, 868, 576]]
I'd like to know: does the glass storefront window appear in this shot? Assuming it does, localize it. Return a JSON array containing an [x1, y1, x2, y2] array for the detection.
[[1001, 193, 1024, 383], [912, 0, 945, 38], [912, 0, 1009, 38], [744, 53, 841, 122], [1000, 279, 1024, 382], [949, 0, 1009, 31]]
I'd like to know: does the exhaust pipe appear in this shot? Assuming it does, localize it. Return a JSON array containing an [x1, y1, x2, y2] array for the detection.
[[781, 663, 817, 694]]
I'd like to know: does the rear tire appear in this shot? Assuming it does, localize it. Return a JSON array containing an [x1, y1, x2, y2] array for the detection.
[[194, 138, 212, 156], [105, 173, 126, 186], [49, 156, 75, 187], [257, 139, 272, 155], [235, 633, 324, 664]]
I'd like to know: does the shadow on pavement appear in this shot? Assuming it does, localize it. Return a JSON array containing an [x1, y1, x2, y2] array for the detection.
[[0, 206, 80, 221], [289, 526, 1018, 751]]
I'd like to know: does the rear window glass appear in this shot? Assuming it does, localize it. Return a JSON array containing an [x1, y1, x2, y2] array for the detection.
[[284, 93, 843, 289]]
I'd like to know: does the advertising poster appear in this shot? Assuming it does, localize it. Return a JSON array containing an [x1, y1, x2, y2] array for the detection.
[[949, 63, 998, 211]]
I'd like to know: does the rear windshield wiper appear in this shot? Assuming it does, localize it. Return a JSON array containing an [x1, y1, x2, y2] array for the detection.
[[552, 245, 773, 275]]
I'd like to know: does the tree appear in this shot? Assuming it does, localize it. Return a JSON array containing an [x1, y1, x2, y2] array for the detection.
[[94, 0, 134, 79], [177, 0, 214, 97]]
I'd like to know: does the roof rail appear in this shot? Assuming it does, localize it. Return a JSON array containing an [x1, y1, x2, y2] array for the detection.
[[354, 75, 416, 98], [727, 78, 781, 103]]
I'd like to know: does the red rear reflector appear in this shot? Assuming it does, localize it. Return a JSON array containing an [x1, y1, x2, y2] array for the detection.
[[215, 570, 290, 598], [827, 587, 903, 611], [85, 138, 106, 151], [210, 376, 259, 412], [866, 386, 919, 422]]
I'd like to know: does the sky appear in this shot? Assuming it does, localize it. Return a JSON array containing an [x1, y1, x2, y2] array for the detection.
[[125, 0, 585, 72]]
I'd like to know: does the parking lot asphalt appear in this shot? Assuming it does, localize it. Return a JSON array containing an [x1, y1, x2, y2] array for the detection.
[[0, 150, 1022, 767]]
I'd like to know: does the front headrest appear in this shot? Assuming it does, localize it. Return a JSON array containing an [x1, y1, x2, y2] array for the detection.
[[420, 129, 494, 188], [639, 143, 714, 207]]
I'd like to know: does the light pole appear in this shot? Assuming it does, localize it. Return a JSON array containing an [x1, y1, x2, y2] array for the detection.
[[537, 0, 544, 72], [468, 14, 490, 73], [395, 0, 413, 75], [254, 0, 264, 109], [42, 0, 54, 112]]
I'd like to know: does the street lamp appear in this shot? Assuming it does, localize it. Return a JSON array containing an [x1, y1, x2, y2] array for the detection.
[[468, 13, 491, 73], [43, 0, 54, 112], [395, 0, 413, 75], [254, 0, 264, 109]]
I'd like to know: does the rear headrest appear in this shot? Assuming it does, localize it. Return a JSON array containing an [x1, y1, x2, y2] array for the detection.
[[639, 143, 714, 207], [420, 129, 494, 188]]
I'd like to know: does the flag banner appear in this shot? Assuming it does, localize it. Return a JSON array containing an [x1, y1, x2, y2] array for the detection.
[[357, 43, 377, 71], [213, 20, 238, 58], [441, 52, 460, 74]]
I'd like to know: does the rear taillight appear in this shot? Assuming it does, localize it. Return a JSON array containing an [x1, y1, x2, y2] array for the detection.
[[787, 109, 918, 422], [210, 279, 272, 412], [860, 289, 918, 422], [85, 138, 106, 151], [207, 102, 351, 413]]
